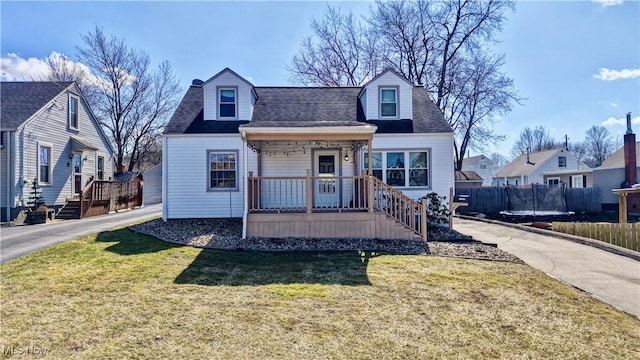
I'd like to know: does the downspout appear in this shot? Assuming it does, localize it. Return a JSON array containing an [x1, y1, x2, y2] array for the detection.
[[18, 128, 25, 209], [5, 132, 11, 221], [241, 131, 249, 239], [162, 136, 168, 222]]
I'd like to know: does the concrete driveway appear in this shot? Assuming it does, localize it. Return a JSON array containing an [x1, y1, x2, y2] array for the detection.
[[453, 217, 640, 318], [0, 204, 162, 265]]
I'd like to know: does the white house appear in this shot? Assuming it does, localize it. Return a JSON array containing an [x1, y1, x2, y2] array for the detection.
[[0, 81, 114, 221], [493, 148, 588, 187], [163, 68, 454, 240], [461, 154, 501, 186]]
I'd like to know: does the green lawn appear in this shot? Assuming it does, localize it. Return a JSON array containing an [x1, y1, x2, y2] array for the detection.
[[1, 228, 638, 359]]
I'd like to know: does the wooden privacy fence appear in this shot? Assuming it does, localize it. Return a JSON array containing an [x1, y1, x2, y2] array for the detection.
[[455, 187, 601, 214], [552, 222, 639, 252], [80, 179, 142, 218]]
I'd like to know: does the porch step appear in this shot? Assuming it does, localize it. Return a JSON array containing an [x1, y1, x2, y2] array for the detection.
[[375, 212, 424, 241], [56, 200, 81, 220]]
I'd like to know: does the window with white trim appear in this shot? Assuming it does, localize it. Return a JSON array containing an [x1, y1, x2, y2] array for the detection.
[[219, 88, 236, 118], [571, 175, 585, 188], [558, 156, 567, 168], [363, 150, 429, 187], [69, 96, 79, 129], [97, 156, 105, 180], [547, 177, 560, 188], [208, 151, 237, 190], [38, 143, 52, 185], [380, 88, 397, 117]]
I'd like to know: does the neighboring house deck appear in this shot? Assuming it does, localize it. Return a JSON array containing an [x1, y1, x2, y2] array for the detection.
[[163, 68, 454, 240], [0, 81, 114, 221]]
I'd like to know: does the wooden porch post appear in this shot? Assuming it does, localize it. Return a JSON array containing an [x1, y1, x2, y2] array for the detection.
[[619, 193, 628, 224], [306, 169, 312, 214]]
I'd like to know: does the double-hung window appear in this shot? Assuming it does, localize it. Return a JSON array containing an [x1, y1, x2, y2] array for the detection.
[[219, 88, 237, 118], [380, 88, 397, 117], [69, 96, 79, 129], [558, 156, 567, 168], [208, 151, 237, 190], [97, 156, 105, 180], [363, 150, 429, 188], [38, 143, 52, 185]]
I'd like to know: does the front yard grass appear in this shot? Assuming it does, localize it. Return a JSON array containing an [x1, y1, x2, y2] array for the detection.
[[1, 228, 638, 359]]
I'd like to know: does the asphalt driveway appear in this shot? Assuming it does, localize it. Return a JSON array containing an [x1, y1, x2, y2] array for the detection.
[[0, 204, 162, 264], [454, 217, 640, 318]]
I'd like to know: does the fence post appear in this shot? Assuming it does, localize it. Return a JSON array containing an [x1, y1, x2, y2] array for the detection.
[[421, 198, 427, 242]]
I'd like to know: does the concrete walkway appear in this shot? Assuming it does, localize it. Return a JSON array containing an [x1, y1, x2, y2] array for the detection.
[[0, 204, 162, 265], [453, 217, 640, 318]]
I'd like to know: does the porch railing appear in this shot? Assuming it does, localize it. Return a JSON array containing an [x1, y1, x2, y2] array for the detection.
[[247, 171, 426, 240]]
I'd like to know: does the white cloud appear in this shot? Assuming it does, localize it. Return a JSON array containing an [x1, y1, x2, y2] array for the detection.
[[1, 53, 50, 81], [602, 115, 640, 127], [611, 102, 618, 107], [593, 68, 640, 81], [593, 0, 624, 6]]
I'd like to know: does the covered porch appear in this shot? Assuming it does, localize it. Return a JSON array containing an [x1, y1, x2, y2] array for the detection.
[[240, 126, 427, 241]]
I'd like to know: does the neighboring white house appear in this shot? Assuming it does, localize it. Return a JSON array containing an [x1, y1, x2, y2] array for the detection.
[[142, 163, 162, 205], [0, 81, 114, 221], [461, 154, 501, 186], [493, 148, 588, 187], [163, 68, 454, 240]]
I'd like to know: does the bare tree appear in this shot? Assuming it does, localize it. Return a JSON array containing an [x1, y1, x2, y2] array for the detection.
[[567, 140, 589, 166], [48, 27, 181, 172], [489, 152, 509, 168], [583, 125, 617, 167], [289, 1, 520, 170], [511, 126, 557, 158], [288, 5, 383, 86]]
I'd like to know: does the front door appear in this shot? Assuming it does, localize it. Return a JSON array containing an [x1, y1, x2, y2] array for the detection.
[[313, 150, 340, 208], [72, 153, 82, 195]]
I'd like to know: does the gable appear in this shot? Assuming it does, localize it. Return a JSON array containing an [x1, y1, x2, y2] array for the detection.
[[359, 69, 413, 120], [202, 68, 256, 121]]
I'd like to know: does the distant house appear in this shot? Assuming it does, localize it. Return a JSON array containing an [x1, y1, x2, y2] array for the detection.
[[142, 164, 162, 205], [163, 67, 454, 240], [0, 81, 114, 221], [494, 148, 588, 187], [461, 155, 501, 186], [455, 170, 483, 189]]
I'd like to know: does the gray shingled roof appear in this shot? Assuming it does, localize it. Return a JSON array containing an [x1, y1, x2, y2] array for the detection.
[[1, 81, 73, 130], [164, 84, 452, 135]]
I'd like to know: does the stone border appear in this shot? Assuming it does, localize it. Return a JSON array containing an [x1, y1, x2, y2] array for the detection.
[[455, 215, 640, 262]]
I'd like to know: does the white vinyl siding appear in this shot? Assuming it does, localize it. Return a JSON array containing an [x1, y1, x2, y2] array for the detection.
[[362, 71, 412, 120], [363, 134, 453, 201], [203, 70, 255, 121], [164, 134, 257, 218]]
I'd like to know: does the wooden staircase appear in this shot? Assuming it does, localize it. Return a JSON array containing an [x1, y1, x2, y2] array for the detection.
[[56, 198, 81, 220]]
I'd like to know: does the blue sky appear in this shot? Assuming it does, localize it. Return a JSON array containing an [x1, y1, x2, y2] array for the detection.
[[1, 0, 638, 159]]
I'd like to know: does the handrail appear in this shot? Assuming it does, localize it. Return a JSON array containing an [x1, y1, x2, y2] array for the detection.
[[370, 176, 426, 240]]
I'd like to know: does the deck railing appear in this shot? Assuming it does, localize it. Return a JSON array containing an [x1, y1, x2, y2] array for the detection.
[[247, 171, 426, 240], [79, 179, 142, 218]]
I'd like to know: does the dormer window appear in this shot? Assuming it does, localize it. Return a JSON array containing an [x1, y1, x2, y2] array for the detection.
[[380, 87, 397, 118], [558, 156, 567, 168], [219, 88, 237, 119]]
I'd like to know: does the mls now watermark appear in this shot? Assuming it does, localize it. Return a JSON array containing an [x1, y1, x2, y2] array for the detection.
[[2, 345, 49, 356]]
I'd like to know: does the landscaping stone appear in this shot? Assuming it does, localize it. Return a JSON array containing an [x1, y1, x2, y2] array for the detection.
[[130, 218, 523, 263]]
